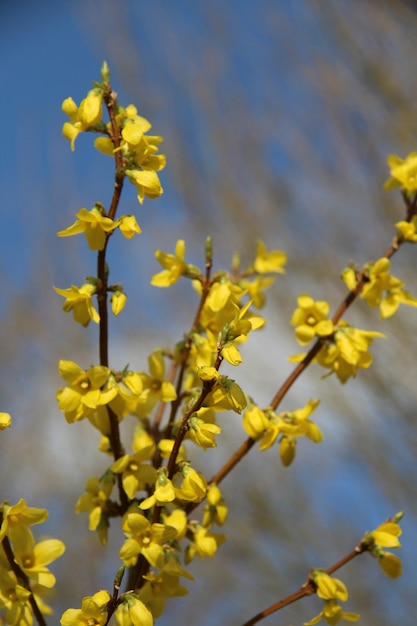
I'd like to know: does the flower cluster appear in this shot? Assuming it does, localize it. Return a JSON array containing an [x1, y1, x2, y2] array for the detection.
[[304, 571, 360, 625], [0, 499, 65, 625], [1, 64, 410, 626]]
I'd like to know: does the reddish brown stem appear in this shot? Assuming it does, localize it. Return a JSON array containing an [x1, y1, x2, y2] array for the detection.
[[239, 544, 366, 626]]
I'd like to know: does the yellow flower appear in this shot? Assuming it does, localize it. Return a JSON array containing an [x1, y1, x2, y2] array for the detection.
[[120, 505, 177, 567], [0, 412, 11, 429], [60, 590, 111, 626], [243, 404, 271, 439], [378, 552, 402, 578], [54, 283, 100, 326], [291, 294, 334, 345], [292, 321, 385, 383], [111, 290, 127, 316], [185, 526, 226, 562], [254, 240, 287, 274], [206, 376, 247, 413], [111, 433, 156, 499], [115, 596, 154, 626], [304, 600, 360, 625], [371, 521, 402, 548], [202, 484, 228, 528], [139, 469, 176, 510], [0, 499, 48, 543], [384, 151, 417, 192], [118, 214, 142, 239], [175, 465, 208, 502], [396, 215, 417, 242], [57, 206, 118, 250], [126, 169, 163, 204], [62, 92, 103, 150], [136, 350, 177, 418], [151, 240, 187, 287], [188, 416, 221, 449], [75, 475, 114, 544], [12, 527, 65, 588], [314, 572, 348, 601], [57, 360, 116, 422]]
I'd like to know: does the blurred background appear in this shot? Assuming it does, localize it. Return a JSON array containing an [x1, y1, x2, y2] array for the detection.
[[1, 1, 417, 624]]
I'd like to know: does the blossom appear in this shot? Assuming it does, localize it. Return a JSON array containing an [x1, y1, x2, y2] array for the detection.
[[136, 351, 177, 418], [0, 499, 48, 543], [384, 151, 417, 192], [119, 506, 177, 568], [0, 412, 11, 429], [54, 283, 100, 326], [126, 169, 163, 204], [304, 600, 360, 625], [254, 240, 287, 274], [359, 257, 417, 318], [12, 527, 65, 588], [202, 484, 228, 528], [115, 595, 154, 626], [304, 572, 360, 625], [290, 321, 385, 383], [151, 240, 187, 287], [205, 376, 247, 413], [185, 526, 226, 562], [110, 290, 127, 316], [118, 214, 141, 239], [188, 416, 221, 449], [60, 590, 111, 626], [291, 294, 334, 345], [396, 215, 417, 242], [57, 206, 118, 250], [56, 360, 116, 422], [75, 475, 114, 544], [139, 469, 176, 510], [175, 465, 208, 502], [62, 92, 103, 150]]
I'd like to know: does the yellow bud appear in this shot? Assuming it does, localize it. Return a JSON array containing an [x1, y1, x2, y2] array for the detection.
[[111, 291, 127, 316]]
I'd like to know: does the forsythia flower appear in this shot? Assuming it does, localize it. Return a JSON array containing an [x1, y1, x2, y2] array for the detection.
[[0, 499, 48, 543], [126, 169, 163, 204], [53, 283, 100, 326], [12, 527, 65, 588], [290, 322, 385, 383], [57, 206, 118, 251], [140, 469, 176, 510], [359, 258, 417, 318], [151, 240, 187, 287], [0, 412, 11, 429], [60, 590, 111, 626], [304, 571, 360, 625], [185, 526, 226, 563], [75, 475, 114, 544], [291, 294, 334, 345], [364, 515, 403, 579], [62, 91, 103, 150], [111, 290, 127, 316], [56, 360, 116, 422], [254, 240, 287, 274], [396, 215, 417, 242], [188, 415, 221, 449], [120, 505, 177, 568], [175, 465, 208, 502], [118, 214, 142, 239], [202, 484, 228, 527], [115, 595, 154, 626], [384, 151, 417, 192]]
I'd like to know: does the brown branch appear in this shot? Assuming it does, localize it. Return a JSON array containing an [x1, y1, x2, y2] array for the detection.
[[239, 542, 367, 626]]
